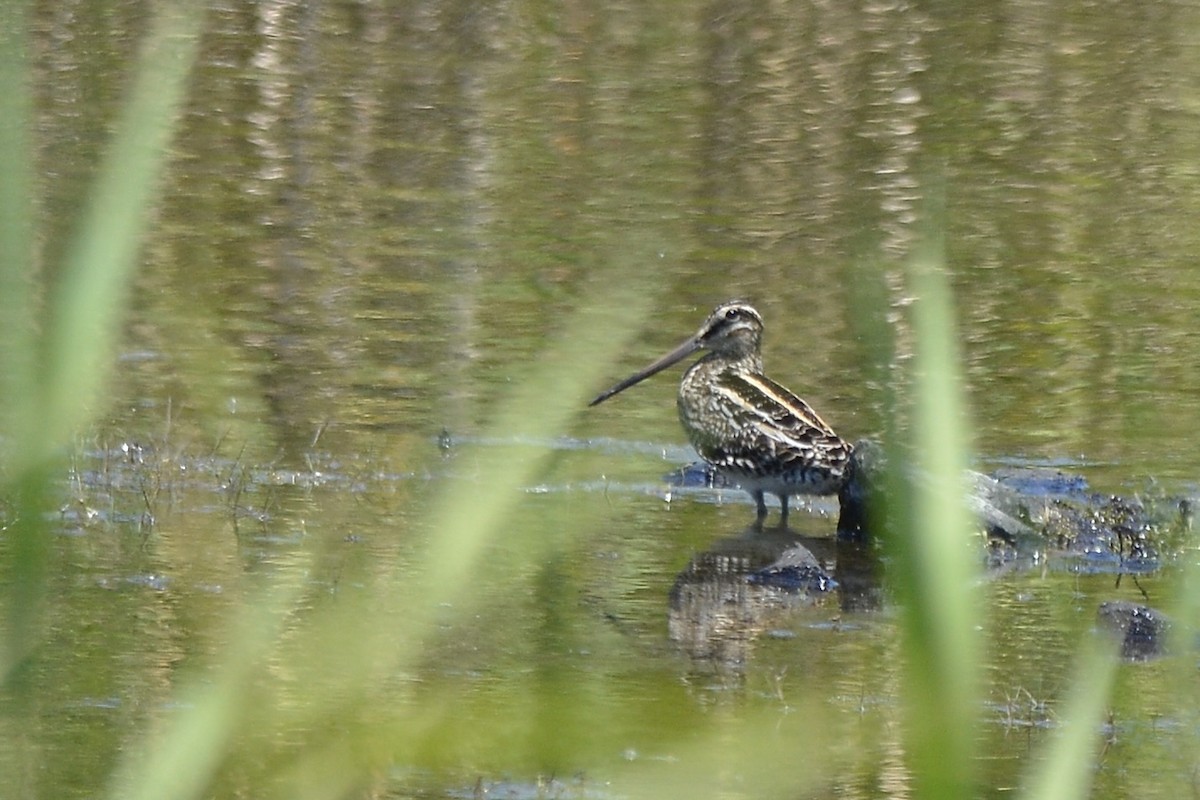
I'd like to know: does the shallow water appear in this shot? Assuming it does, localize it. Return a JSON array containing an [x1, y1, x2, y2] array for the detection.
[[8, 1, 1200, 798]]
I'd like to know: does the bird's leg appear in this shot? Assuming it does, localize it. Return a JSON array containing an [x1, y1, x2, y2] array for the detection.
[[753, 490, 768, 522], [778, 494, 789, 526]]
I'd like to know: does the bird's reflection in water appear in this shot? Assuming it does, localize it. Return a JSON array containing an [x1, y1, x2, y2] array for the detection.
[[668, 524, 882, 667]]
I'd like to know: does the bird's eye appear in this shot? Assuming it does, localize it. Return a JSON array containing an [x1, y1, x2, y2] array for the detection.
[[725, 308, 739, 320]]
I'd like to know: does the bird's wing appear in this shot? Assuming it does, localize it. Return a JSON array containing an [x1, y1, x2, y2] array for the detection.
[[706, 372, 849, 472], [719, 371, 839, 437]]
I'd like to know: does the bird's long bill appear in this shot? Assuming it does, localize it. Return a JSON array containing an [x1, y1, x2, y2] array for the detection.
[[589, 336, 702, 406]]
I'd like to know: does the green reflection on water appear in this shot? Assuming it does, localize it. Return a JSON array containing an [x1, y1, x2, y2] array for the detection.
[[7, 0, 1200, 798]]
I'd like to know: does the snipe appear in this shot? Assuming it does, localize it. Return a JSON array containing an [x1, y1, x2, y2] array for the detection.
[[590, 300, 851, 525]]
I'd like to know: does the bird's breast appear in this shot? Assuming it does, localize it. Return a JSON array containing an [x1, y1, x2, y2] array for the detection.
[[676, 361, 746, 458]]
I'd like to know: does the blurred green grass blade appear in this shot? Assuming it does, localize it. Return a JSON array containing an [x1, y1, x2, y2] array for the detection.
[[103, 276, 659, 798], [893, 235, 981, 797], [1021, 634, 1119, 800], [325, 281, 662, 699], [106, 562, 313, 800], [1, 0, 203, 716], [0, 0, 36, 455], [0, 467, 53, 684], [0, 0, 40, 693], [418, 292, 657, 607], [1157, 536, 1200, 797], [37, 3, 204, 462]]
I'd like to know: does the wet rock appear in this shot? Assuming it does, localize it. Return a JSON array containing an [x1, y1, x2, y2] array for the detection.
[[747, 544, 838, 593], [1096, 600, 1171, 661], [668, 459, 732, 489], [990, 466, 1089, 496], [1032, 495, 1160, 572], [836, 439, 886, 541], [836, 439, 1037, 545], [836, 439, 1180, 574]]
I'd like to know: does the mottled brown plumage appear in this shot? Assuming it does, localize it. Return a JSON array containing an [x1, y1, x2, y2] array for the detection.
[[590, 300, 851, 524]]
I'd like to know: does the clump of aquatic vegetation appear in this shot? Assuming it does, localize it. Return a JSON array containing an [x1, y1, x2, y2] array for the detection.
[[60, 431, 397, 535]]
